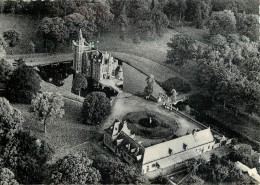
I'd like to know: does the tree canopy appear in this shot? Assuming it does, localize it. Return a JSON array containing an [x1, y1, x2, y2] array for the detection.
[[3, 30, 19, 48], [209, 10, 237, 36], [2, 131, 53, 184], [82, 91, 111, 125], [0, 58, 13, 83], [6, 66, 41, 104], [93, 161, 149, 184], [162, 77, 191, 94], [38, 17, 68, 50], [0, 168, 19, 185], [31, 92, 65, 133], [50, 153, 101, 184], [65, 13, 97, 41], [0, 97, 23, 146], [167, 34, 197, 66], [72, 73, 88, 96]]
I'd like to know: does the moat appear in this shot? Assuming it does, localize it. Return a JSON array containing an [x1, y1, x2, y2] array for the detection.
[[37, 60, 164, 98]]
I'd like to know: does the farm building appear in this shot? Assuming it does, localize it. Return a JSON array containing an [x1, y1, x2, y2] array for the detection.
[[104, 119, 216, 175]]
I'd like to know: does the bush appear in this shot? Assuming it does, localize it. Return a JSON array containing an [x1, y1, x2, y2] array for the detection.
[[82, 92, 111, 125], [162, 77, 191, 94], [6, 66, 41, 103]]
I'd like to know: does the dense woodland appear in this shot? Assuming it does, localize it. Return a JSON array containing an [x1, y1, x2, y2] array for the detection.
[[0, 0, 260, 184]]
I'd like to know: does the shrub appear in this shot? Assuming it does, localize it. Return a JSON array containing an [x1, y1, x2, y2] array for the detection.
[[162, 77, 191, 94], [82, 92, 111, 125]]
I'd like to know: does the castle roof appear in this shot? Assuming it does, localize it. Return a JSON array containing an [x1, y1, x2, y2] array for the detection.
[[142, 128, 214, 164]]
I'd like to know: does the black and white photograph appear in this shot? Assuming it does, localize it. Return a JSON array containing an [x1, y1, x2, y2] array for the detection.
[[0, 0, 259, 184]]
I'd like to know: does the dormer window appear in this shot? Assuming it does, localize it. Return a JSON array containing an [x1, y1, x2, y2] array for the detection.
[[183, 143, 188, 150], [168, 148, 172, 155]]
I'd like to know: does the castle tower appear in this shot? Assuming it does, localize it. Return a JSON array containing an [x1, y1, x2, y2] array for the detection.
[[72, 29, 86, 73]]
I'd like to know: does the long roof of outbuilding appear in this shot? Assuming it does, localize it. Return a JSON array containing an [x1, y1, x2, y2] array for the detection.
[[142, 128, 214, 164]]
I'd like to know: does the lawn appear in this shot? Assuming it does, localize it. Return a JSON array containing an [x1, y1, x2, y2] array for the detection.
[[0, 13, 43, 54]]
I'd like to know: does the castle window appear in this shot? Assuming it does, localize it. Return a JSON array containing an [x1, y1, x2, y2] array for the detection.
[[152, 163, 156, 168], [208, 145, 210, 149]]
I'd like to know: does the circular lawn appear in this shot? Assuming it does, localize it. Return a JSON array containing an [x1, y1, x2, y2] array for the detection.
[[123, 110, 179, 139]]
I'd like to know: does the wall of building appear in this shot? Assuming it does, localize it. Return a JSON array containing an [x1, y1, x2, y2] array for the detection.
[[142, 141, 215, 174], [104, 133, 117, 153]]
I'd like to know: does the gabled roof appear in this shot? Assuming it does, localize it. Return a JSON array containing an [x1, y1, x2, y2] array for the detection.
[[142, 128, 214, 164]]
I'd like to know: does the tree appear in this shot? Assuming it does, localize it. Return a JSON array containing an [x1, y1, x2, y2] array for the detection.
[[93, 161, 149, 184], [82, 92, 111, 125], [230, 144, 260, 172], [29, 41, 35, 53], [162, 77, 191, 94], [151, 8, 169, 36], [72, 73, 88, 96], [167, 34, 197, 66], [0, 97, 23, 146], [144, 74, 155, 98], [6, 66, 41, 104], [38, 17, 67, 51], [2, 131, 53, 184], [164, 0, 187, 23], [74, 2, 114, 35], [0, 58, 13, 83], [209, 10, 237, 36], [50, 153, 101, 184], [211, 0, 238, 13], [3, 30, 19, 48], [0, 168, 19, 185], [31, 92, 65, 133], [0, 36, 7, 58], [188, 93, 213, 111], [65, 13, 97, 41], [186, 0, 211, 29], [236, 13, 259, 41], [117, 3, 128, 31]]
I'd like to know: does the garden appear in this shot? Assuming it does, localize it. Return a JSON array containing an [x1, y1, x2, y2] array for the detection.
[[123, 110, 179, 139]]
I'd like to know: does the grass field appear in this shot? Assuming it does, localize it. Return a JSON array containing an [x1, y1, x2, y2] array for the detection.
[[0, 14, 43, 54]]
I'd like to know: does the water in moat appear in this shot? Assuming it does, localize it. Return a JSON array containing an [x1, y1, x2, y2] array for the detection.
[[36, 60, 163, 98]]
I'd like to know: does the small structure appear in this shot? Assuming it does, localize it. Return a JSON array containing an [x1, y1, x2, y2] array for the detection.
[[158, 91, 186, 110], [72, 30, 123, 93], [104, 119, 216, 175]]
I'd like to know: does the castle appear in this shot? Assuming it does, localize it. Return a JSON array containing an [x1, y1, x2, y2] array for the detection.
[[72, 30, 123, 90], [104, 119, 223, 175]]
